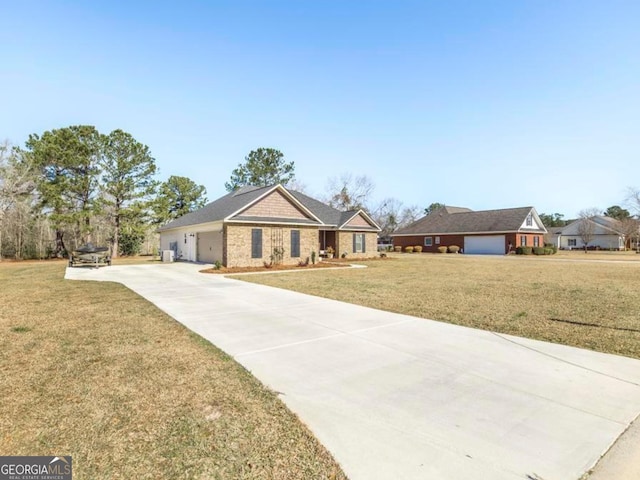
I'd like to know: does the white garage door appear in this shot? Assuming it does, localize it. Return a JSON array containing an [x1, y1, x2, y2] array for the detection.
[[464, 235, 505, 255], [197, 231, 222, 263]]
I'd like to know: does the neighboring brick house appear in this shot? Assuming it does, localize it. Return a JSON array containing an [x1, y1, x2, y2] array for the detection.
[[158, 184, 380, 267], [390, 206, 547, 255]]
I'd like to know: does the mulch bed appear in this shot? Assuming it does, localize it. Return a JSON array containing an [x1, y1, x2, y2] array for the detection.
[[200, 256, 389, 274]]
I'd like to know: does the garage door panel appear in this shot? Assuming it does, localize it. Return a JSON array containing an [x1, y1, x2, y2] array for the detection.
[[464, 235, 505, 255], [197, 231, 222, 263]]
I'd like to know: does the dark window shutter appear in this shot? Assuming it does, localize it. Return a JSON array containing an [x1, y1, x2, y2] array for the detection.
[[353, 234, 356, 253], [362, 234, 366, 253], [251, 229, 262, 258], [291, 230, 300, 258]]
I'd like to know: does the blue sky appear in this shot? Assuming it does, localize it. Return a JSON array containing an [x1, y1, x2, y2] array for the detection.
[[1, 1, 639, 217]]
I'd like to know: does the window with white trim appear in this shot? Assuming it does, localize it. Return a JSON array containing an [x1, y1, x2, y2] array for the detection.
[[533, 236, 539, 247], [520, 235, 527, 246], [435, 236, 440, 245], [424, 237, 433, 246], [526, 214, 533, 227], [353, 233, 365, 253], [568, 238, 577, 247]]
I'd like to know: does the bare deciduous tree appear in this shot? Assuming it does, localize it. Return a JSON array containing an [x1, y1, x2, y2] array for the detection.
[[399, 205, 422, 228], [577, 208, 601, 252], [626, 187, 640, 216], [0, 142, 36, 260], [372, 197, 403, 238], [618, 217, 640, 250], [325, 173, 375, 211]]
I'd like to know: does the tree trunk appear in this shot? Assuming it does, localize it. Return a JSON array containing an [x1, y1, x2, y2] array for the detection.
[[15, 226, 21, 260], [15, 209, 22, 260], [54, 230, 66, 257], [85, 215, 92, 243], [112, 213, 120, 258]]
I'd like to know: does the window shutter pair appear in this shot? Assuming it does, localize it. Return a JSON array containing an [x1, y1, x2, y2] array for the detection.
[[352, 233, 366, 253]]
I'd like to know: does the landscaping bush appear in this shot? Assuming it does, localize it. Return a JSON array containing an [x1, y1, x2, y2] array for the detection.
[[404, 246, 414, 253], [516, 246, 533, 255], [437, 246, 448, 254], [533, 247, 545, 255], [413, 245, 423, 253], [394, 246, 402, 253], [543, 248, 554, 255], [298, 257, 310, 267], [448, 245, 460, 254]]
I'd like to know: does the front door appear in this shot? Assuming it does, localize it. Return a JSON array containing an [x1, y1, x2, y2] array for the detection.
[[186, 233, 196, 262]]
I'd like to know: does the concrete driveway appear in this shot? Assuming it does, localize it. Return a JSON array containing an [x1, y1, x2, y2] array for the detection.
[[66, 262, 640, 480]]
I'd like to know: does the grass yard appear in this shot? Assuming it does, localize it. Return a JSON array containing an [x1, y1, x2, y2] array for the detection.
[[240, 253, 640, 359], [0, 260, 346, 480]]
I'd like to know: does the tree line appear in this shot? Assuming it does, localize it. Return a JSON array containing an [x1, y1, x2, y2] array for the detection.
[[3, 131, 638, 260], [0, 125, 207, 260]]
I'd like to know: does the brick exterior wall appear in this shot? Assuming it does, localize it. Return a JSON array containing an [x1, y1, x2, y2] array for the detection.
[[336, 231, 378, 259], [393, 233, 545, 254], [392, 234, 466, 253], [507, 233, 545, 250], [237, 190, 310, 219], [224, 224, 319, 267]]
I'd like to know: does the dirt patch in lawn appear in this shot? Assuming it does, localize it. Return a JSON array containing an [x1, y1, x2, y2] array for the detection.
[[0, 262, 346, 480]]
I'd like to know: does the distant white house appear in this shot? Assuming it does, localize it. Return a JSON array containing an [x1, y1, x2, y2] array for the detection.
[[549, 216, 625, 250]]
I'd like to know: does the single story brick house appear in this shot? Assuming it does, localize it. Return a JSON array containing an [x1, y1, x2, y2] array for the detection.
[[158, 184, 380, 267], [390, 206, 547, 254]]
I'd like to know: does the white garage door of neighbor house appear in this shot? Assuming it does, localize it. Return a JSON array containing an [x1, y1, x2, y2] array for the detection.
[[197, 232, 221, 263], [464, 235, 505, 255]]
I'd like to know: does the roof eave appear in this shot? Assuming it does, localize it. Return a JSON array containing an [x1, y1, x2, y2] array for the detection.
[[225, 218, 321, 226], [391, 230, 529, 237]]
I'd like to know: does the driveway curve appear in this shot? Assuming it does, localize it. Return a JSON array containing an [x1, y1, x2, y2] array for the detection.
[[66, 262, 640, 480]]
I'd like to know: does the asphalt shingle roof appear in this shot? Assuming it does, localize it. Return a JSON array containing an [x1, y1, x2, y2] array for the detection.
[[593, 215, 624, 233], [158, 185, 380, 232], [288, 190, 344, 225], [392, 206, 544, 235], [158, 185, 274, 231]]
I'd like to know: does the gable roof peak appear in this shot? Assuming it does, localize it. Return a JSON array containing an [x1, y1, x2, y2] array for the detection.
[[231, 185, 271, 197]]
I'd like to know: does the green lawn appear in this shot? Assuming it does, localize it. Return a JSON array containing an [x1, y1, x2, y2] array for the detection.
[[239, 253, 640, 359], [0, 260, 346, 480]]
